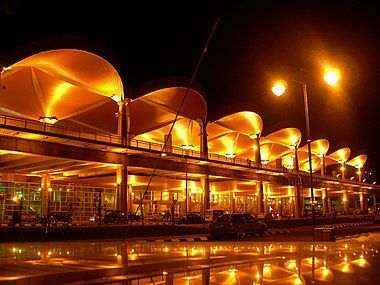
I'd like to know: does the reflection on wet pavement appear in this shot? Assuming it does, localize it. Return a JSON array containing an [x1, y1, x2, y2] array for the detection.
[[1, 240, 379, 284]]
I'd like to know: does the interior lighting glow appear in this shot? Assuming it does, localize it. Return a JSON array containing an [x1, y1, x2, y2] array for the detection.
[[225, 153, 236, 159], [38, 116, 59, 124], [181, 144, 194, 150]]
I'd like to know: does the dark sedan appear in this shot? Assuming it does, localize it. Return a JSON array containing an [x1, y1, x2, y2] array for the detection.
[[209, 213, 268, 238], [175, 213, 205, 224]]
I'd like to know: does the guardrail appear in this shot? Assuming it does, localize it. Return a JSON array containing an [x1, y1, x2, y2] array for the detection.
[[0, 114, 281, 171], [0, 114, 377, 188]]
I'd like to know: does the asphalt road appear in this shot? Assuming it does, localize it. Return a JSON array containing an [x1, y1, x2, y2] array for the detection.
[[1, 216, 377, 243], [213, 223, 380, 242]]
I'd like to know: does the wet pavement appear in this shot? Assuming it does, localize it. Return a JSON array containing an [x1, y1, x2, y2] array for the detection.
[[1, 238, 380, 284]]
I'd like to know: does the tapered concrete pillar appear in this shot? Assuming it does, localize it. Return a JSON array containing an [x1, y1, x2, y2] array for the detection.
[[117, 100, 128, 145], [327, 197, 332, 213], [373, 194, 377, 212], [116, 99, 129, 213], [253, 135, 265, 213], [256, 182, 264, 214], [198, 119, 208, 160], [117, 166, 128, 213], [360, 192, 364, 213], [202, 268, 210, 285], [293, 147, 302, 218], [343, 190, 349, 214], [229, 191, 235, 213], [128, 184, 133, 213], [320, 154, 329, 215], [41, 173, 51, 217], [322, 188, 328, 216], [198, 119, 210, 211], [165, 273, 174, 285], [201, 176, 210, 217]]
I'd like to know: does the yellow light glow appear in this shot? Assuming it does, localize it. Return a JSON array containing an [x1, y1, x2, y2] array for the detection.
[[291, 135, 299, 145], [272, 80, 287, 96], [324, 68, 340, 85], [111, 94, 122, 102], [49, 82, 73, 116]]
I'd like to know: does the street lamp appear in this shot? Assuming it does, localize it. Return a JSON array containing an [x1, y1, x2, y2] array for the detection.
[[272, 68, 339, 240]]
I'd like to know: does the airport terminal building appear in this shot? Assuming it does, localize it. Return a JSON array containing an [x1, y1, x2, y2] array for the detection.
[[0, 48, 379, 224]]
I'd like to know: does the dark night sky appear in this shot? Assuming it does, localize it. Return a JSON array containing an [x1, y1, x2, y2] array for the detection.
[[1, 0, 380, 181]]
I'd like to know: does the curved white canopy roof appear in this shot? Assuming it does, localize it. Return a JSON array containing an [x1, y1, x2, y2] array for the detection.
[[0, 49, 367, 176]]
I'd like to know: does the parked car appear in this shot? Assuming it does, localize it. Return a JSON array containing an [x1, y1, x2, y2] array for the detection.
[[205, 209, 227, 222], [256, 211, 279, 221], [20, 211, 39, 223], [147, 212, 163, 222], [175, 213, 205, 224], [127, 212, 141, 222], [104, 210, 129, 224], [209, 213, 268, 239], [51, 212, 72, 223]]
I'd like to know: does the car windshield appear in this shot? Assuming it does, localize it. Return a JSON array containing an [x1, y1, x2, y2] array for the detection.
[[216, 215, 233, 222]]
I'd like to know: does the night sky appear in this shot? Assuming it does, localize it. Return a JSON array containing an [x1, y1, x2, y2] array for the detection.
[[1, 0, 380, 181]]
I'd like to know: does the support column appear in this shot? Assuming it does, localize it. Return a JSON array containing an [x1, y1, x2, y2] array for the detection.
[[165, 273, 174, 285], [41, 173, 51, 217], [116, 99, 129, 213], [327, 197, 332, 213], [358, 168, 365, 213], [256, 182, 264, 214], [341, 163, 346, 179], [117, 100, 128, 145], [117, 165, 128, 213], [202, 268, 210, 285], [254, 134, 261, 168], [254, 134, 265, 214], [343, 190, 349, 214], [128, 184, 133, 213], [198, 119, 210, 211], [322, 188, 328, 216], [293, 147, 302, 218], [373, 194, 377, 212], [198, 119, 209, 160], [360, 192, 364, 213], [320, 154, 329, 216], [201, 176, 210, 217], [229, 191, 235, 213]]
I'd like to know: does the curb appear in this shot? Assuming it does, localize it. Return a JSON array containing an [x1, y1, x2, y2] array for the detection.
[[132, 222, 373, 243], [330, 221, 374, 228], [137, 229, 291, 242]]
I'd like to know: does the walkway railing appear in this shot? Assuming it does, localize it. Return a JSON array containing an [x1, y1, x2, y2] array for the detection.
[[0, 114, 376, 188], [0, 114, 282, 171]]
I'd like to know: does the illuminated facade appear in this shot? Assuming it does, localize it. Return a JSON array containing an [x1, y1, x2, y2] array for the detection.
[[0, 49, 379, 223]]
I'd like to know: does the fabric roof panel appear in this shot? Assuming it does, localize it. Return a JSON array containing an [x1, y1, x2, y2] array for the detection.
[[138, 87, 207, 121], [1, 49, 123, 124]]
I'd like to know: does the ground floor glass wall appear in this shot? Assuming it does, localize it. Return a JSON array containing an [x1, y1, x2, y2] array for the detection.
[[0, 180, 375, 224]]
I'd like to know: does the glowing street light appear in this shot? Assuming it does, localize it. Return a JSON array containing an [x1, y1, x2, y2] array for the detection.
[[272, 67, 339, 240]]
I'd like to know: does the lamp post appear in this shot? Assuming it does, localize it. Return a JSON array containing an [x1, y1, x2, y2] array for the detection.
[[272, 68, 339, 240]]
